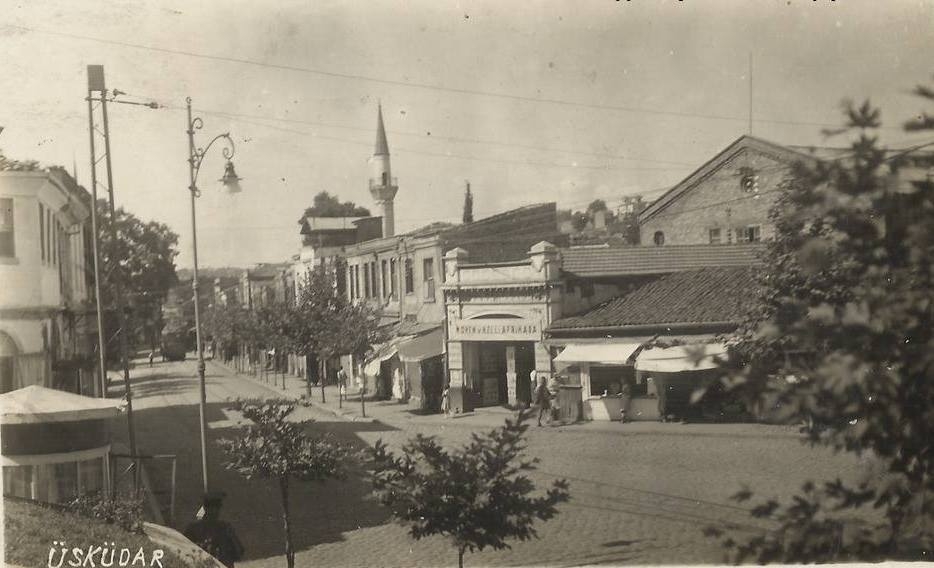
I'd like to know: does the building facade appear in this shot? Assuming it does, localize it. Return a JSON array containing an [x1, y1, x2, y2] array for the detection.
[[0, 168, 97, 396], [638, 135, 808, 246]]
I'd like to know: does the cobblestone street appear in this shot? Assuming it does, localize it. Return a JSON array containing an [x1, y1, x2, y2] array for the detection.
[[115, 358, 876, 567]]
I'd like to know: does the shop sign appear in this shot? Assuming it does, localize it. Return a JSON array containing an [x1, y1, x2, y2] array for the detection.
[[448, 318, 542, 341]]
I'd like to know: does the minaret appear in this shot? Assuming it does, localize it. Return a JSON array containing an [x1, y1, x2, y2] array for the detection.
[[369, 103, 398, 237]]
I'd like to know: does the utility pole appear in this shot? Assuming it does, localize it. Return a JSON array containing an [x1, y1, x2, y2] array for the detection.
[[748, 52, 754, 136], [87, 65, 139, 493]]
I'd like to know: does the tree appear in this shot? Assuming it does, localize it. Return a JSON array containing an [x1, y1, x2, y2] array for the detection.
[[97, 200, 179, 355], [369, 411, 570, 567], [300, 191, 371, 220], [0, 149, 40, 171], [290, 268, 384, 403], [706, 88, 934, 561], [217, 399, 351, 568], [462, 183, 474, 224]]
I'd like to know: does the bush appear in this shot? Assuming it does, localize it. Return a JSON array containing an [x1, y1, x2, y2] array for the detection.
[[67, 492, 144, 533]]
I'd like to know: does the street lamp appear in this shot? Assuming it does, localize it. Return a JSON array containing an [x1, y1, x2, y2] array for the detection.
[[186, 97, 242, 493]]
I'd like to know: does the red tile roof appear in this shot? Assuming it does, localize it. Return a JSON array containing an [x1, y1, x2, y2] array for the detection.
[[549, 266, 760, 330], [561, 243, 764, 278]]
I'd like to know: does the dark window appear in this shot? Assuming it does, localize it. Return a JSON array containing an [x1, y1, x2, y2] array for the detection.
[[381, 260, 388, 298], [404, 258, 414, 295], [0, 198, 13, 257], [653, 231, 665, 246], [363, 264, 371, 297], [370, 262, 378, 298], [739, 167, 759, 193], [39, 203, 45, 262], [423, 257, 435, 301], [708, 228, 721, 244], [738, 225, 761, 243], [389, 258, 397, 300], [347, 266, 354, 299], [382, 172, 388, 186]]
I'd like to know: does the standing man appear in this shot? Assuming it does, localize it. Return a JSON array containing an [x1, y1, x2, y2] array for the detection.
[[533, 375, 552, 427], [184, 492, 244, 567], [148, 350, 155, 368], [337, 366, 347, 403]]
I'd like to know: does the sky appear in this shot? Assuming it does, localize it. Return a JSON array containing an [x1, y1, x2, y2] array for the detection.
[[1, 0, 932, 268]]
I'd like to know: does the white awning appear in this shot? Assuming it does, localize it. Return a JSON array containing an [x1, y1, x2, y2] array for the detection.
[[0, 385, 124, 424], [553, 343, 643, 369], [634, 343, 727, 373]]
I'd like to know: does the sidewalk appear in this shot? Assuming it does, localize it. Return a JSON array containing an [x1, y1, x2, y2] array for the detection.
[[209, 359, 802, 440]]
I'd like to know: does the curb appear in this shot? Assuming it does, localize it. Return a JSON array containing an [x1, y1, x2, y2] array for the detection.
[[209, 360, 376, 423]]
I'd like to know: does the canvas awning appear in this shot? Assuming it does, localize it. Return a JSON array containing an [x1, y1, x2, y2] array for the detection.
[[398, 328, 444, 363], [0, 385, 124, 425], [553, 342, 644, 370], [634, 343, 727, 373]]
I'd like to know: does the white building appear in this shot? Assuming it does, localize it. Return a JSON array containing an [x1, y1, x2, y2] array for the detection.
[[0, 167, 97, 396]]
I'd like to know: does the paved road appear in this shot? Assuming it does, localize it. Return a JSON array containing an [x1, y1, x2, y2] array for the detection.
[[113, 357, 877, 567]]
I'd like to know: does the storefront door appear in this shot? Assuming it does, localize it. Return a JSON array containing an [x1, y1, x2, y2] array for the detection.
[[478, 343, 507, 406], [514, 342, 535, 405]]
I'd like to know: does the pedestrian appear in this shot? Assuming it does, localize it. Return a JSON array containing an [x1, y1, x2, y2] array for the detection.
[[337, 367, 347, 401], [528, 368, 537, 408], [148, 350, 155, 368], [533, 375, 552, 427], [183, 492, 244, 568], [619, 377, 632, 423], [441, 384, 450, 415]]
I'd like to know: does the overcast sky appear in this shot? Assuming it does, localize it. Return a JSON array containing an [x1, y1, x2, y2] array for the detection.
[[1, 0, 932, 268]]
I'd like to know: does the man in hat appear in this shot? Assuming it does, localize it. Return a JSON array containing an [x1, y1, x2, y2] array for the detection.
[[184, 491, 244, 567]]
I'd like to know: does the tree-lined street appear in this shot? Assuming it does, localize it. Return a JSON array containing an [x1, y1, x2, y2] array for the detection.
[[115, 356, 873, 566]]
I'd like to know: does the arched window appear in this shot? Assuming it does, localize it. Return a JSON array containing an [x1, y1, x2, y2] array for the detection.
[[653, 231, 665, 246]]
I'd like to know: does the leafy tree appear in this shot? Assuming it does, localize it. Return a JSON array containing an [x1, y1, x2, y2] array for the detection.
[[97, 200, 179, 355], [300, 191, 371, 220], [0, 149, 40, 171], [290, 268, 384, 404], [218, 399, 351, 568], [585, 198, 607, 214], [369, 411, 570, 567], [706, 87, 934, 561]]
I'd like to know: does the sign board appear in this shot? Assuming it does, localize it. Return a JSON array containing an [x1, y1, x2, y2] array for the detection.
[[448, 318, 542, 342]]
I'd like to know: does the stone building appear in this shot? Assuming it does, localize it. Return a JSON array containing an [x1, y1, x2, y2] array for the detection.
[[0, 167, 96, 395]]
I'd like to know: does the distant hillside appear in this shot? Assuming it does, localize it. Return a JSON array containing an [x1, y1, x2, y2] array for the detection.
[[176, 266, 247, 281]]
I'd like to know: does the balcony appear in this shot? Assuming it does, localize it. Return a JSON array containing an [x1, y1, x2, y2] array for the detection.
[[369, 177, 398, 190]]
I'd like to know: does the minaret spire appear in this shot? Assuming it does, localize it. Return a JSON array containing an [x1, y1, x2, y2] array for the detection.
[[369, 102, 398, 237], [374, 102, 389, 156]]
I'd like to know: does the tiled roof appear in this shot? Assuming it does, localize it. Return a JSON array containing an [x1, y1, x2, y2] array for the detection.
[[550, 266, 760, 330], [561, 243, 764, 278]]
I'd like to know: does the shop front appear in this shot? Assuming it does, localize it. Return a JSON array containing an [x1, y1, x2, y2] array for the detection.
[[443, 243, 563, 414]]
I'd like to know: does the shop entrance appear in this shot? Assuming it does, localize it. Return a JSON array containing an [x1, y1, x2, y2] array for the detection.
[[472, 341, 536, 407]]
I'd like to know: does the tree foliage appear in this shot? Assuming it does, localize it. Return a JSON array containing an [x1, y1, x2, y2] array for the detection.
[[300, 191, 370, 220], [711, 87, 934, 562], [369, 411, 570, 567], [218, 398, 351, 568], [97, 200, 179, 352]]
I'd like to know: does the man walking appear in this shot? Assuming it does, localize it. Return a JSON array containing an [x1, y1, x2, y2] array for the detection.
[[533, 375, 552, 427]]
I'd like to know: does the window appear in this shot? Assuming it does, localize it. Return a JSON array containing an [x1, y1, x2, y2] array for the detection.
[[708, 228, 721, 244], [382, 172, 388, 186], [653, 231, 665, 246], [404, 258, 414, 295], [363, 263, 371, 297], [352, 265, 360, 300], [381, 260, 388, 298], [370, 262, 378, 298], [347, 266, 354, 299], [389, 258, 397, 300], [738, 225, 761, 243], [423, 257, 435, 301], [39, 204, 45, 262], [0, 198, 13, 257]]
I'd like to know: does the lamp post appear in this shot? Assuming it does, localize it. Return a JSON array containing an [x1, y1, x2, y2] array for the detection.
[[186, 97, 242, 493]]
